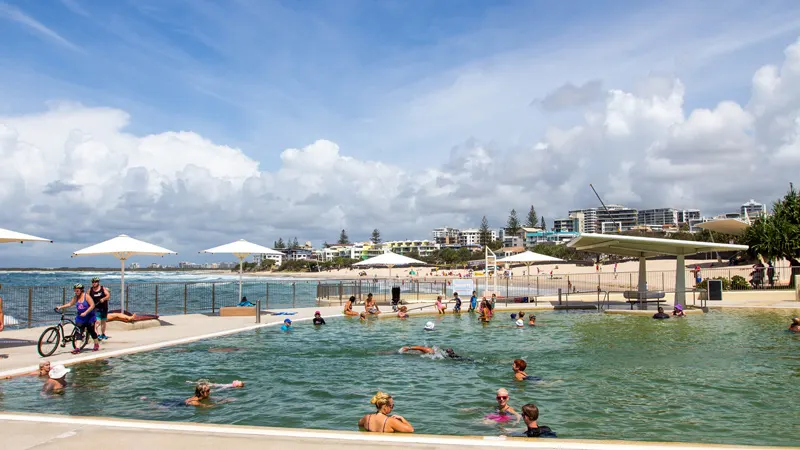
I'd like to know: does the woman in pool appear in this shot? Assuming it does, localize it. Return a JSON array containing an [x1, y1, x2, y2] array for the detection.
[[397, 306, 408, 319], [513, 359, 528, 381], [365, 293, 380, 315], [789, 317, 800, 332], [435, 295, 446, 314], [358, 391, 414, 433], [490, 388, 520, 422], [344, 296, 359, 316]]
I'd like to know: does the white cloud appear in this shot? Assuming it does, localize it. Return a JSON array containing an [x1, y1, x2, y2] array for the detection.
[[4, 37, 800, 264]]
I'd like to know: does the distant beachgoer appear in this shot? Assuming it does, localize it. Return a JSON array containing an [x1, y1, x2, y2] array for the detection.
[[490, 294, 497, 310], [280, 318, 292, 331], [106, 310, 158, 323], [397, 306, 408, 319], [513, 359, 528, 381], [358, 391, 414, 433], [238, 296, 255, 307], [453, 292, 462, 313], [521, 403, 557, 437], [672, 304, 686, 317], [89, 277, 111, 340], [424, 321, 435, 331], [344, 296, 359, 316], [789, 317, 800, 332], [435, 296, 446, 314], [493, 388, 520, 422], [613, 263, 618, 279], [313, 311, 326, 325], [365, 293, 380, 315], [694, 265, 702, 286], [56, 284, 100, 353], [469, 291, 478, 312], [653, 307, 670, 320], [42, 364, 70, 394], [528, 315, 537, 326], [767, 262, 775, 287]]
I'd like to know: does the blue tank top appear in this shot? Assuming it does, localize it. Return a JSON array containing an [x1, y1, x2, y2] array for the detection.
[[75, 294, 96, 324]]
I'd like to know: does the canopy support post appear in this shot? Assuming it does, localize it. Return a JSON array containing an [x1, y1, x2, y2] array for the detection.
[[675, 255, 686, 308]]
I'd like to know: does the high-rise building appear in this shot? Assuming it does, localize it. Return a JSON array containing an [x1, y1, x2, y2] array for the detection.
[[638, 208, 678, 227], [458, 229, 497, 246], [568, 208, 598, 233], [740, 200, 766, 219], [552, 217, 580, 232], [596, 205, 638, 233], [432, 227, 460, 244], [677, 209, 701, 223]]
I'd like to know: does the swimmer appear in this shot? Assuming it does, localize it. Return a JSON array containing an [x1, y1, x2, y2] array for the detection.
[[673, 304, 686, 317], [313, 311, 326, 325], [208, 347, 241, 353], [360, 312, 367, 322], [358, 391, 414, 433], [423, 321, 435, 331], [515, 319, 524, 328], [344, 296, 359, 316], [494, 388, 520, 421], [528, 315, 537, 326], [510, 313, 517, 320], [513, 359, 528, 381], [184, 381, 233, 407], [521, 403, 557, 437], [5, 360, 52, 379], [399, 346, 471, 361], [42, 364, 70, 394], [790, 317, 800, 332], [518, 311, 525, 320], [397, 306, 408, 319], [280, 318, 292, 331], [652, 307, 670, 320], [186, 380, 245, 389]]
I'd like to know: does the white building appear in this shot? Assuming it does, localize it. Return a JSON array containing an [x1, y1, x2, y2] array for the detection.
[[432, 227, 460, 245], [638, 208, 678, 227], [458, 228, 498, 246], [568, 209, 598, 233], [741, 199, 766, 218], [677, 209, 701, 223], [128, 262, 140, 269]]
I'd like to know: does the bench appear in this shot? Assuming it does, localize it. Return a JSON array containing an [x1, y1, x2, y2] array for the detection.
[[219, 306, 256, 317], [622, 291, 666, 310]]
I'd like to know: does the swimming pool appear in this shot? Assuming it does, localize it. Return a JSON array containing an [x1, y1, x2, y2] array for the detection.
[[1, 310, 798, 446]]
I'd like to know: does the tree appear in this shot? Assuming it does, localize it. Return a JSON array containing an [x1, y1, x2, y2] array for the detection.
[[525, 205, 538, 228], [323, 241, 330, 248], [291, 237, 299, 249], [540, 217, 547, 231], [338, 229, 350, 245], [743, 183, 800, 284], [479, 216, 491, 246], [506, 209, 521, 235], [371, 228, 382, 244], [275, 238, 285, 249]]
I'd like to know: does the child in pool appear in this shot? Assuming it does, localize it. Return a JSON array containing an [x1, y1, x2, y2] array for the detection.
[[397, 306, 408, 319], [435, 296, 446, 314]]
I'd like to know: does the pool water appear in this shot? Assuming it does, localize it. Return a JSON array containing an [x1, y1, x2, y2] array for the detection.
[[1, 310, 798, 446]]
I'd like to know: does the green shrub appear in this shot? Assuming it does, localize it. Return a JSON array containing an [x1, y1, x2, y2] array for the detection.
[[730, 275, 750, 290]]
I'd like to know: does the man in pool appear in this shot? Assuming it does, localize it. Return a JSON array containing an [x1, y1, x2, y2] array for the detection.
[[528, 315, 537, 326], [520, 403, 556, 437], [184, 381, 233, 407], [399, 346, 471, 361], [280, 318, 292, 331], [653, 307, 670, 320]]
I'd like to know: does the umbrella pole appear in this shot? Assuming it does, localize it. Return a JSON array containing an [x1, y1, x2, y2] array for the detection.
[[120, 259, 126, 312], [239, 257, 244, 303]]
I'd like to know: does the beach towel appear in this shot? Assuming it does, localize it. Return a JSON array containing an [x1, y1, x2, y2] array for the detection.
[[271, 312, 297, 316]]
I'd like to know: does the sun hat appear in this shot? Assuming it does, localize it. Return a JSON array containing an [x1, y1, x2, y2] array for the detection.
[[674, 304, 684, 311], [48, 365, 70, 379], [424, 321, 435, 331], [515, 319, 524, 327]]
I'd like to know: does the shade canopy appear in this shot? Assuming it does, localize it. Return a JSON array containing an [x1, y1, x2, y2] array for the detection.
[[201, 239, 283, 259], [0, 228, 52, 244], [72, 234, 177, 260], [201, 239, 282, 303], [694, 218, 750, 236], [497, 250, 563, 264], [353, 252, 426, 267], [566, 233, 748, 258], [72, 234, 177, 311]]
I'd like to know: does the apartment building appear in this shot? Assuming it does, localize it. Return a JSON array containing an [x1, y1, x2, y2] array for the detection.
[[432, 227, 460, 244], [741, 199, 766, 218]]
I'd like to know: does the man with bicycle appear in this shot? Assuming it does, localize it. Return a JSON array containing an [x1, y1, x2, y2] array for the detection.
[[89, 277, 111, 340]]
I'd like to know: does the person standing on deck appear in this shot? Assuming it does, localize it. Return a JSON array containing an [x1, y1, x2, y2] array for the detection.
[[89, 277, 111, 340]]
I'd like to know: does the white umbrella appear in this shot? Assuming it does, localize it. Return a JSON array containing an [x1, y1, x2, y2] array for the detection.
[[201, 239, 282, 303], [0, 228, 52, 243], [353, 252, 426, 277], [497, 250, 563, 278], [72, 235, 177, 311]]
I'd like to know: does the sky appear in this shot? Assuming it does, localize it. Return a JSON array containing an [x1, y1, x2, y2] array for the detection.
[[1, 0, 800, 267]]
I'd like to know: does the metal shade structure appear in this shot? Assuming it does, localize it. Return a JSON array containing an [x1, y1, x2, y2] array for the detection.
[[497, 250, 563, 278], [694, 218, 750, 236], [72, 235, 177, 310], [353, 252, 426, 277], [201, 239, 283, 303], [566, 233, 748, 306], [0, 228, 52, 244]]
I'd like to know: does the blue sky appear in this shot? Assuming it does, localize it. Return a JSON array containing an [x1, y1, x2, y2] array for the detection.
[[2, 0, 800, 266]]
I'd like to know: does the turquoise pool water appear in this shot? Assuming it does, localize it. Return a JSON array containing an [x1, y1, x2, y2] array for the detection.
[[1, 310, 798, 446]]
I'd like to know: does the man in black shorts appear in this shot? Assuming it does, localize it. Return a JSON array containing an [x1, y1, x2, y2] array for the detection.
[[89, 277, 111, 340]]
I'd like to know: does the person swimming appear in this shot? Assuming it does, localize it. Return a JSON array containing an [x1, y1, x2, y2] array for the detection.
[[399, 346, 472, 361], [513, 359, 528, 381], [397, 306, 408, 319], [485, 388, 520, 423], [359, 312, 367, 322], [423, 321, 435, 331], [280, 318, 292, 331], [789, 317, 800, 332], [673, 304, 686, 317], [357, 391, 414, 433], [528, 315, 537, 326], [183, 381, 234, 407], [515, 319, 524, 328], [185, 380, 245, 389]]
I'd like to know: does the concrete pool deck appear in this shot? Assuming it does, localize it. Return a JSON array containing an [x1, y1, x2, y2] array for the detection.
[[1, 412, 796, 450]]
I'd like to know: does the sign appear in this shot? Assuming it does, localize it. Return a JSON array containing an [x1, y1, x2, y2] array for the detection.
[[707, 279, 723, 301], [450, 279, 475, 297]]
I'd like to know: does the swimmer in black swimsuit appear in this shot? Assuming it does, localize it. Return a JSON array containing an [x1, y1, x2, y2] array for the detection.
[[399, 346, 473, 361]]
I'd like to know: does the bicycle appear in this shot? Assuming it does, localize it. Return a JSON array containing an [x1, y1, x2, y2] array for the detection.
[[37, 308, 90, 357]]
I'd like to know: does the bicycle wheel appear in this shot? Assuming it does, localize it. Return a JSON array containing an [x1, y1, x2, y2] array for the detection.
[[38, 327, 61, 357], [71, 326, 90, 351]]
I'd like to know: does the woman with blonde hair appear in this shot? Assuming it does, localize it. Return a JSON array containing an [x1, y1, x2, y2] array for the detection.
[[358, 391, 414, 433]]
